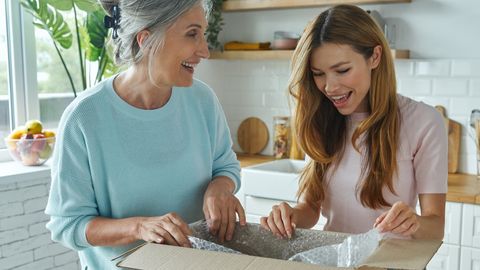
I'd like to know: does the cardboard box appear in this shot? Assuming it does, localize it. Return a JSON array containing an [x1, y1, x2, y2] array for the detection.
[[115, 222, 441, 270]]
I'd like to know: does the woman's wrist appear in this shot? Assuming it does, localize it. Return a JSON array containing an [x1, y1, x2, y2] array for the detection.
[[293, 203, 320, 228], [208, 176, 235, 194], [131, 216, 146, 241]]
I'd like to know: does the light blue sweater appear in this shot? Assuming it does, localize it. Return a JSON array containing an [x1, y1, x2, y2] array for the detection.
[[45, 76, 241, 269]]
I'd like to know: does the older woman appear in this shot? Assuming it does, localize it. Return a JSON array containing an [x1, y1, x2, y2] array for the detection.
[[45, 1, 245, 269]]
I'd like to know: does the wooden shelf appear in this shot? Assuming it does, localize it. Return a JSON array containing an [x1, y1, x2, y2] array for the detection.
[[210, 50, 292, 60], [209, 49, 410, 60], [223, 0, 411, 12]]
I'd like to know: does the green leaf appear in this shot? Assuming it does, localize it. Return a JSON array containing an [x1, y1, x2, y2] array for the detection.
[[46, 0, 73, 11], [87, 9, 108, 49], [102, 43, 121, 77], [45, 0, 99, 12], [103, 55, 121, 78], [88, 44, 103, 61], [74, 0, 99, 12], [21, 0, 73, 49]]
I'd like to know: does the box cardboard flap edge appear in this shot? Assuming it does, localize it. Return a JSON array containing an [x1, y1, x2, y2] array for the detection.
[[359, 238, 442, 270], [116, 238, 441, 270]]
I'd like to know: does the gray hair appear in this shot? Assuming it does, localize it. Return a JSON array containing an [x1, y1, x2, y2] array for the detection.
[[99, 0, 212, 66]]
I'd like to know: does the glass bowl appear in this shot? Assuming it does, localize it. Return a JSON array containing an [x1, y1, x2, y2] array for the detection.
[[4, 136, 55, 166]]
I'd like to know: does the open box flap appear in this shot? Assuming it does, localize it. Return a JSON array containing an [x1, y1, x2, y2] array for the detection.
[[117, 243, 350, 270], [359, 238, 442, 270]]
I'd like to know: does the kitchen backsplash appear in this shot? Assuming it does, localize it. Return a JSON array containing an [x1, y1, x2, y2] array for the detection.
[[196, 58, 480, 174]]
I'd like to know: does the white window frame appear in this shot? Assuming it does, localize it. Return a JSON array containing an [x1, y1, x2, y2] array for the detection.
[[0, 0, 39, 162]]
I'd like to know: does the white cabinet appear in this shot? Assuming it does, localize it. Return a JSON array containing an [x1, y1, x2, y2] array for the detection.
[[461, 204, 480, 249], [427, 203, 480, 270], [445, 202, 463, 245], [460, 247, 480, 270], [427, 244, 460, 270]]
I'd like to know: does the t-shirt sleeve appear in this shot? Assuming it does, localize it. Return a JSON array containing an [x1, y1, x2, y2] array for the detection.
[[413, 107, 448, 194], [45, 108, 98, 251]]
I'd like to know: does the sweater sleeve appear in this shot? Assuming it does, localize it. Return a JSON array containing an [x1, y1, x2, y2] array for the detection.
[[210, 92, 241, 194], [45, 108, 98, 251]]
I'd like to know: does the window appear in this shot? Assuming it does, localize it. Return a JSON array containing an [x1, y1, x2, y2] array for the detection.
[[36, 11, 82, 129], [0, 1, 112, 161], [0, 0, 11, 149], [0, 0, 37, 161]]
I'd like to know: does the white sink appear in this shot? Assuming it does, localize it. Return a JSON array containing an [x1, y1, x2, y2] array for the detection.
[[241, 159, 307, 202]]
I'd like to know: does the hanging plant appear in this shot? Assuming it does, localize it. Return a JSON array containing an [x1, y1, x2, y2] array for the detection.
[[206, 0, 224, 51]]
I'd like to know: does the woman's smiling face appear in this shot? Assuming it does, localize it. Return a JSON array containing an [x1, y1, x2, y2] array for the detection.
[[310, 43, 381, 115], [150, 5, 210, 88]]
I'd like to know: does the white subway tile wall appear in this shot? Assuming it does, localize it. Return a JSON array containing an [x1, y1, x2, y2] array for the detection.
[[196, 58, 480, 174], [0, 177, 81, 270]]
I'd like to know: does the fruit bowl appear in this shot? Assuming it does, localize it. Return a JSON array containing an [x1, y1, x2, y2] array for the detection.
[[5, 136, 55, 166]]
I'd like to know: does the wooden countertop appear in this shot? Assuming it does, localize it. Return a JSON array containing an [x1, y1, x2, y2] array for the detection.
[[236, 153, 480, 205]]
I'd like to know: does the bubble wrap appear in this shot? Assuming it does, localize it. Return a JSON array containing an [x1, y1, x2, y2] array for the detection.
[[190, 221, 380, 266], [188, 236, 241, 254], [189, 221, 381, 267], [289, 228, 382, 267], [190, 220, 348, 260]]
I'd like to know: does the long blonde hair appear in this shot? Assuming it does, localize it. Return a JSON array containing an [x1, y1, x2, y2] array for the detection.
[[290, 5, 399, 210]]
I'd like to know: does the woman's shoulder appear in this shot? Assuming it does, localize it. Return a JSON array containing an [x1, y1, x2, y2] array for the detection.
[[192, 78, 216, 97], [179, 78, 218, 105], [60, 78, 113, 123], [397, 94, 444, 137], [397, 94, 441, 123]]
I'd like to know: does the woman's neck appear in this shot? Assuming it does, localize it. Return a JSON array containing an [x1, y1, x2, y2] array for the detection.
[[113, 66, 172, 110]]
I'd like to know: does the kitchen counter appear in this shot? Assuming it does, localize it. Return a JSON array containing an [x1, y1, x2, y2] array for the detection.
[[236, 153, 480, 205]]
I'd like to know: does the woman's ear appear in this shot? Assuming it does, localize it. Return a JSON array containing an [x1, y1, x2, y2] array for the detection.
[[370, 45, 382, 69], [136, 30, 150, 49]]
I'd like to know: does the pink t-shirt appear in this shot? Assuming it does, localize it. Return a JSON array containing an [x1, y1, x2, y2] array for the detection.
[[321, 94, 448, 234]]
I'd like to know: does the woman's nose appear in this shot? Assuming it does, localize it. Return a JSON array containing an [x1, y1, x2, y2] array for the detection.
[[324, 76, 339, 93], [197, 35, 210, 59]]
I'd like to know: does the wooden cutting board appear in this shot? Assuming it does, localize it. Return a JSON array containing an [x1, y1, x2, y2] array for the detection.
[[435, 106, 461, 173], [237, 117, 269, 154]]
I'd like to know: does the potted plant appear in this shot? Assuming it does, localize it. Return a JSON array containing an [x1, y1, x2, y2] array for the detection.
[[21, 0, 119, 97], [206, 0, 224, 51]]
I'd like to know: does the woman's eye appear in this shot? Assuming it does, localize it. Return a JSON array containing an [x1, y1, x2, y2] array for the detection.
[[312, 72, 324, 77], [338, 68, 350, 74], [187, 31, 198, 37]]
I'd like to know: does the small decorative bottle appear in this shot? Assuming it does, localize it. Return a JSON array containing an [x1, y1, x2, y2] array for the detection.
[[273, 116, 290, 159]]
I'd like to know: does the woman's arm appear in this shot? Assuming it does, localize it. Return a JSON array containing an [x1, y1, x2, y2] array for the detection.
[[292, 201, 322, 229], [85, 213, 192, 247], [415, 193, 445, 239], [374, 104, 448, 239], [203, 176, 246, 243], [374, 194, 445, 239]]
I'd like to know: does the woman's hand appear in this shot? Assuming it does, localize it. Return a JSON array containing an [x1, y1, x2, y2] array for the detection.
[[203, 177, 246, 243], [136, 213, 192, 247], [374, 201, 420, 237], [260, 202, 297, 239]]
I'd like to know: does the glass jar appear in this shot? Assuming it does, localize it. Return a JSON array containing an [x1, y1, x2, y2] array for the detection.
[[273, 116, 290, 159]]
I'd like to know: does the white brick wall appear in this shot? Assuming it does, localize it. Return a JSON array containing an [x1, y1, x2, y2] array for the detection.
[[196, 58, 480, 174], [0, 177, 80, 270]]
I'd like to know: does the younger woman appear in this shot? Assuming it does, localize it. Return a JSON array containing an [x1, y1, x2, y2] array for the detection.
[[261, 5, 447, 240]]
